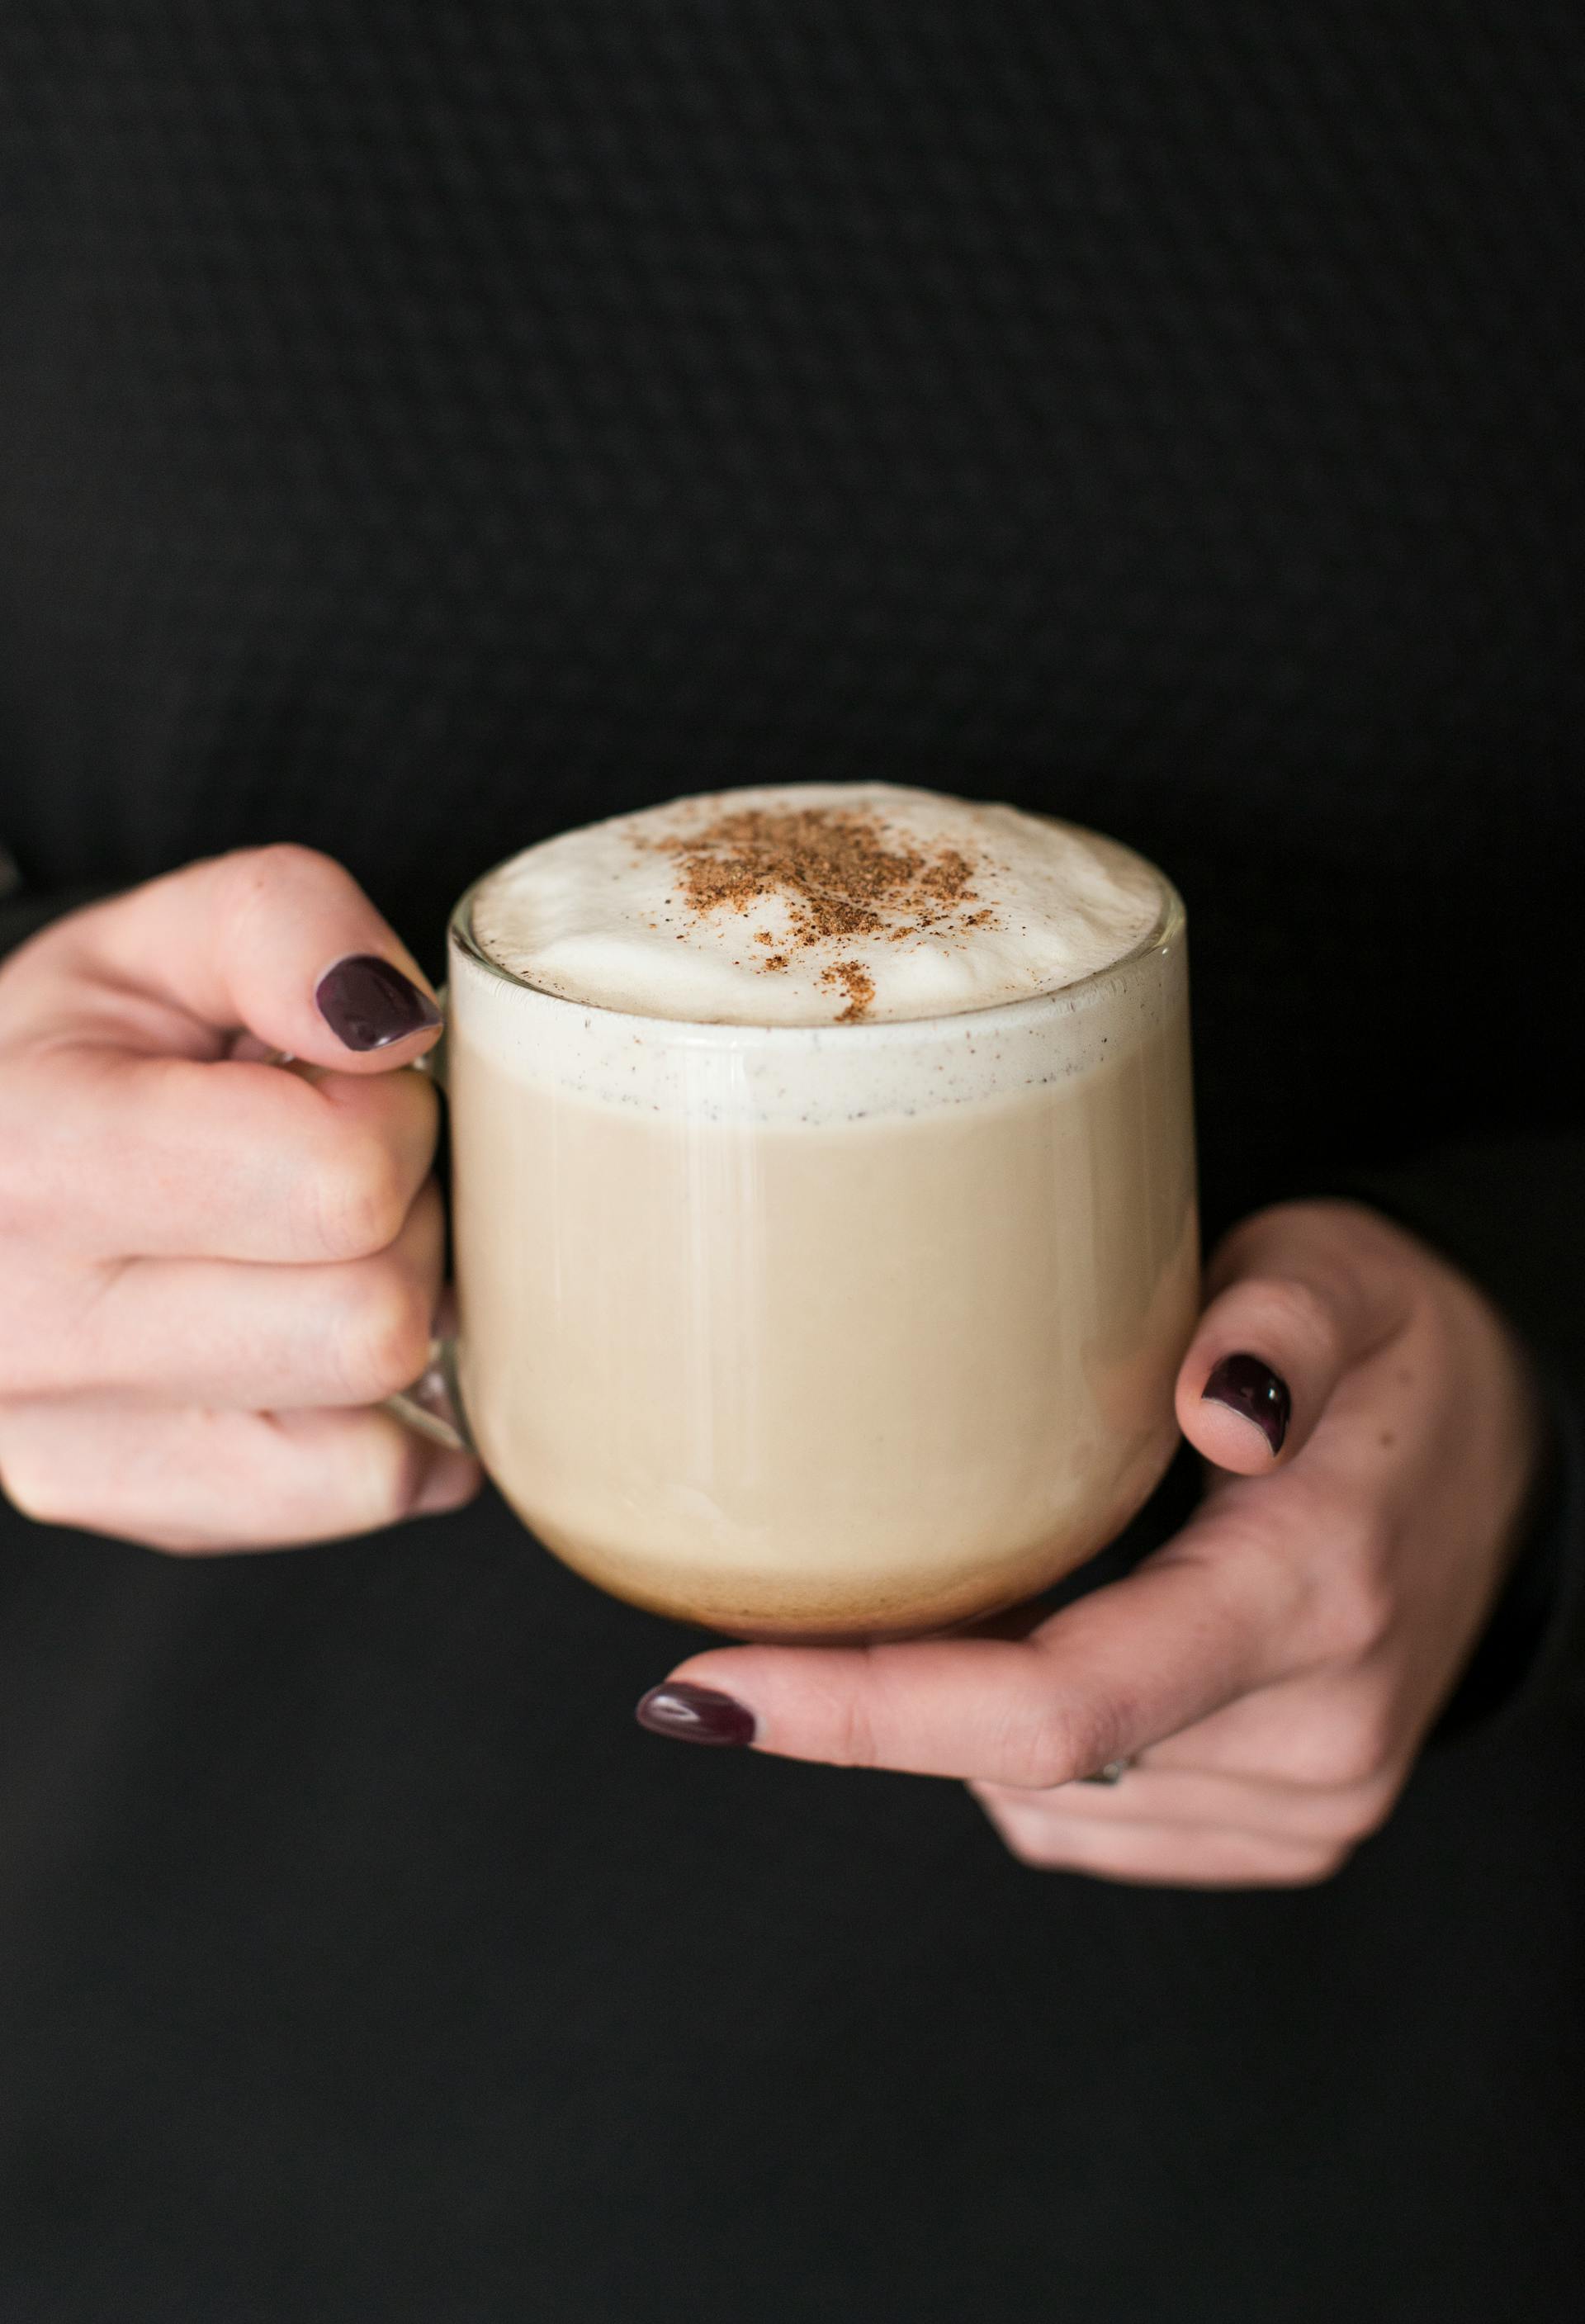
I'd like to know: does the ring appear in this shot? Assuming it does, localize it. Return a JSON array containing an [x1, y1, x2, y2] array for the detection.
[[1078, 1758, 1133, 1786]]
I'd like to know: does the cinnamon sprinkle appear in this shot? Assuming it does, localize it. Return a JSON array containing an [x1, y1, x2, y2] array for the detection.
[[646, 804, 995, 1020], [819, 959, 876, 1023]]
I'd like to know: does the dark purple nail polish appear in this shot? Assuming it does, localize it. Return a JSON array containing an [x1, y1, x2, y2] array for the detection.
[[1201, 1352, 1291, 1455], [635, 1682, 756, 1748], [315, 955, 442, 1051]]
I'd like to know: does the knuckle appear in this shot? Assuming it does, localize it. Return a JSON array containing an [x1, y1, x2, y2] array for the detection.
[[997, 1688, 1123, 1792], [307, 1134, 409, 1261], [335, 1266, 433, 1404]]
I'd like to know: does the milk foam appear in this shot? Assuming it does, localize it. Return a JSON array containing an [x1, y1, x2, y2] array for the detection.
[[452, 789, 1183, 1129], [468, 784, 1164, 1029]]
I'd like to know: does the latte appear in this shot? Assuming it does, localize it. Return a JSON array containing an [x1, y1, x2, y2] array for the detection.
[[447, 786, 1197, 1637]]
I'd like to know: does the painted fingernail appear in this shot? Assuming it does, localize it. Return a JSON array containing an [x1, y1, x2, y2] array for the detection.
[[315, 954, 442, 1051], [413, 1452, 480, 1515], [635, 1682, 756, 1747], [1201, 1352, 1291, 1455]]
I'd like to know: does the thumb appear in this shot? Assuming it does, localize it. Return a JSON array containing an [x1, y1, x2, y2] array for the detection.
[[1177, 1200, 1409, 1475], [59, 845, 442, 1073], [637, 1509, 1290, 1782]]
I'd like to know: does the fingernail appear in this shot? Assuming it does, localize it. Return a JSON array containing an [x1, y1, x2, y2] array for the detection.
[[1201, 1352, 1291, 1455], [635, 1682, 756, 1748], [315, 954, 442, 1051], [414, 1452, 479, 1514]]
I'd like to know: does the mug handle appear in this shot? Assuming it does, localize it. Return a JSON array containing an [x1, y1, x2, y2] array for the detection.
[[385, 1332, 471, 1453], [382, 992, 474, 1452], [263, 996, 473, 1455]]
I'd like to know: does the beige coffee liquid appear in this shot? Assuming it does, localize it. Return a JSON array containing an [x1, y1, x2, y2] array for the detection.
[[449, 786, 1197, 1638]]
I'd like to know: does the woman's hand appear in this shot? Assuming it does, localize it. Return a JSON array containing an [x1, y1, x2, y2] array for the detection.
[[0, 847, 480, 1550], [640, 1201, 1546, 1886]]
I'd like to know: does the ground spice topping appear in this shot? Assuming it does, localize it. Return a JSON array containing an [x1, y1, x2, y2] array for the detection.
[[648, 804, 993, 1021], [819, 959, 876, 1024]]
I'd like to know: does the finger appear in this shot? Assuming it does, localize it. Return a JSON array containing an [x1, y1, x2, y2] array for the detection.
[[17, 1181, 447, 1408], [1177, 1201, 1411, 1474], [0, 1398, 479, 1553], [645, 1529, 1295, 1785], [971, 1759, 1397, 1848], [1124, 1667, 1412, 1795], [0, 1044, 439, 1261], [972, 1799, 1347, 1888], [21, 845, 442, 1072]]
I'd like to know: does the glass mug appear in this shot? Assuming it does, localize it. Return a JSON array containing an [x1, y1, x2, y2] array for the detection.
[[399, 840, 1198, 1640]]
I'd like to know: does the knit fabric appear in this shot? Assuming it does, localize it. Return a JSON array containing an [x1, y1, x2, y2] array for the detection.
[[1, 7, 1583, 2318]]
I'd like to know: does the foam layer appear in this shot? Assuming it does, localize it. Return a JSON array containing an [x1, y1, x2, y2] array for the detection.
[[467, 784, 1164, 1028], [452, 882, 1185, 1134]]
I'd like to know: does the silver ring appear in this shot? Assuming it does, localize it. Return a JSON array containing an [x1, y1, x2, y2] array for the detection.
[[1078, 1758, 1133, 1786]]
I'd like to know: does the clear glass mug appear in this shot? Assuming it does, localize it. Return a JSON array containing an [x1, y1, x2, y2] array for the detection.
[[400, 842, 1198, 1640]]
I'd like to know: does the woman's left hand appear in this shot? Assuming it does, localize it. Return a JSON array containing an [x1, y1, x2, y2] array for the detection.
[[641, 1200, 1547, 1887]]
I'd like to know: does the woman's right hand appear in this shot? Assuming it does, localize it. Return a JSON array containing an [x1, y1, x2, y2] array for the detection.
[[0, 845, 480, 1550]]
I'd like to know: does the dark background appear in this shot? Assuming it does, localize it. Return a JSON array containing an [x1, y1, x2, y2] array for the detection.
[[1, 6, 1583, 2318]]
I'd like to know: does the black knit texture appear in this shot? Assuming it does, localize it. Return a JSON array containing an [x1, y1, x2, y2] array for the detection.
[[0, 7, 1582, 2320]]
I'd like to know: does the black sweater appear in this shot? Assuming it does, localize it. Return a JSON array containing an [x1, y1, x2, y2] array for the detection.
[[1, 7, 1582, 2319]]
